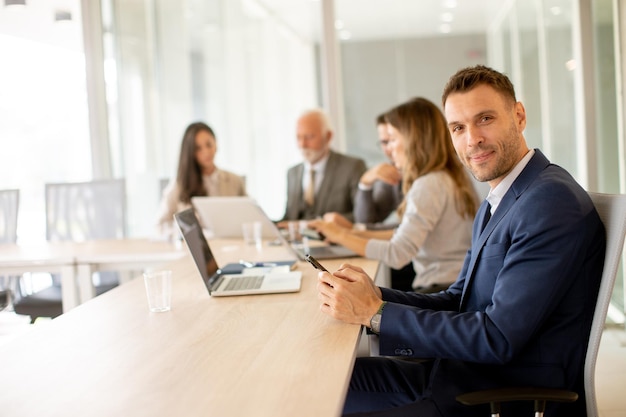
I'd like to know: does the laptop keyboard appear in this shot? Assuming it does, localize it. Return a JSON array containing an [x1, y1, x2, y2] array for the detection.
[[224, 275, 264, 291]]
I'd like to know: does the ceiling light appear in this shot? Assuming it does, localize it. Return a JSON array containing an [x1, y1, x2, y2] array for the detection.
[[441, 12, 454, 23], [202, 23, 219, 33], [4, 0, 26, 7], [55, 10, 72, 22], [242, 0, 269, 19], [338, 30, 351, 40], [442, 0, 457, 8], [439, 23, 451, 34]]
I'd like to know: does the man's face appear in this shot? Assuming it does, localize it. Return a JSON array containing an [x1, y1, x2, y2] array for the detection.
[[444, 84, 528, 188], [296, 114, 331, 164], [376, 123, 393, 161]]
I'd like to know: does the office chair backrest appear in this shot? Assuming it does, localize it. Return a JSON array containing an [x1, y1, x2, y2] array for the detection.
[[585, 192, 626, 417], [159, 178, 170, 197], [45, 179, 127, 241], [0, 189, 19, 244], [455, 192, 626, 416]]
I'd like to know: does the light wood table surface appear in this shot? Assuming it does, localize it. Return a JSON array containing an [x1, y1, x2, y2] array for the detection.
[[0, 239, 185, 311], [0, 241, 81, 310], [71, 238, 186, 303], [0, 239, 380, 417]]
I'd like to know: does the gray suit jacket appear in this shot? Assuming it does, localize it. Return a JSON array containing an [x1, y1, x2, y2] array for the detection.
[[282, 151, 366, 221], [354, 180, 403, 227]]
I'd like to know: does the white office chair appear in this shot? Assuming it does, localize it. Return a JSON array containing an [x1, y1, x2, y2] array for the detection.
[[159, 177, 170, 198], [456, 192, 626, 417], [0, 189, 19, 311], [45, 179, 126, 241], [13, 179, 127, 322], [0, 188, 19, 244]]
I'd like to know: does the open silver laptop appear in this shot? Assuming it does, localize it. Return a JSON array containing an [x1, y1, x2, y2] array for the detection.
[[174, 208, 301, 297], [191, 196, 280, 238], [191, 197, 358, 260]]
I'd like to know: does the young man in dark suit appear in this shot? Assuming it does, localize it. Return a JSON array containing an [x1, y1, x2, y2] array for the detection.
[[316, 65, 606, 417]]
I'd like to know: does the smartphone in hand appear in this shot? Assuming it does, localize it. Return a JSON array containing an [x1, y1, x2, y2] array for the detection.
[[305, 254, 328, 272]]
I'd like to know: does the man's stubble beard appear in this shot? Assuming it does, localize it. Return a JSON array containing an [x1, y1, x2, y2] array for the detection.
[[467, 122, 523, 184]]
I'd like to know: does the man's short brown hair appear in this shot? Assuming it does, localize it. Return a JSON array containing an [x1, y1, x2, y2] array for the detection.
[[441, 65, 517, 107]]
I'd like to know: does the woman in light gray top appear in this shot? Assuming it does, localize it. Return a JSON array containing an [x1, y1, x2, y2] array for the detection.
[[156, 122, 246, 238], [310, 98, 479, 292]]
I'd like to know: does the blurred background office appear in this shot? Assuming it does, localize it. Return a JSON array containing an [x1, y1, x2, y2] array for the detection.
[[0, 0, 624, 320]]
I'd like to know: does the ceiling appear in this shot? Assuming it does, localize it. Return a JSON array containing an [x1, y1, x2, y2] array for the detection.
[[0, 0, 599, 53], [0, 0, 510, 51], [262, 0, 507, 41], [0, 0, 82, 50]]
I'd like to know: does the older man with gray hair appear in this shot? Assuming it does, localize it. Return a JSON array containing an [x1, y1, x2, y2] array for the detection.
[[281, 108, 366, 222]]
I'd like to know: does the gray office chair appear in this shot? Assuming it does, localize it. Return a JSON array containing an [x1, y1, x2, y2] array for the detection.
[[456, 192, 626, 417], [0, 189, 19, 311], [45, 179, 126, 241], [13, 179, 127, 322], [159, 178, 170, 197], [0, 188, 19, 245]]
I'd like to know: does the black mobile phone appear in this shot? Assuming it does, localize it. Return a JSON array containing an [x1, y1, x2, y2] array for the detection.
[[305, 253, 328, 272]]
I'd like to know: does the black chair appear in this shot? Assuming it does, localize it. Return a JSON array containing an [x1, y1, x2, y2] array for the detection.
[[456, 192, 626, 417], [13, 179, 127, 322]]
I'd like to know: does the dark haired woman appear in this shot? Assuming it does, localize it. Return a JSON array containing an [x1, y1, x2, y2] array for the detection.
[[156, 122, 245, 237]]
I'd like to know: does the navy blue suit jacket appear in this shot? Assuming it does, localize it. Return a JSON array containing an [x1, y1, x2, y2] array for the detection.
[[378, 150, 605, 416]]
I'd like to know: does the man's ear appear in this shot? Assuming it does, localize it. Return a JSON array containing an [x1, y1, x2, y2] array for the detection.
[[515, 101, 527, 132], [326, 130, 333, 144]]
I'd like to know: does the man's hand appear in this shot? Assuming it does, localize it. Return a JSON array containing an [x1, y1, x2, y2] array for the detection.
[[309, 219, 348, 244], [276, 220, 290, 229], [322, 212, 353, 229], [317, 263, 383, 326], [359, 163, 401, 187]]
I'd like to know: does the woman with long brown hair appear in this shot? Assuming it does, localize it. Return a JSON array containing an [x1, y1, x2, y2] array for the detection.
[[156, 122, 246, 237], [311, 97, 479, 292]]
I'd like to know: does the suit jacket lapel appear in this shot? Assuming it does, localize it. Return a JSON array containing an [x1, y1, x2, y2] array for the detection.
[[295, 164, 305, 198], [314, 151, 337, 210], [460, 200, 493, 308], [295, 164, 306, 215], [459, 150, 552, 309]]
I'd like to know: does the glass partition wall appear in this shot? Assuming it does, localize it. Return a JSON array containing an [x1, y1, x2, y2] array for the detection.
[[489, 0, 581, 179], [336, 0, 496, 170], [101, 0, 319, 227], [0, 0, 91, 243], [488, 0, 624, 321]]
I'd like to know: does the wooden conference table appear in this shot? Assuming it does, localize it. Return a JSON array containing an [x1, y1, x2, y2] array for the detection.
[[0, 239, 380, 417], [0, 238, 185, 311]]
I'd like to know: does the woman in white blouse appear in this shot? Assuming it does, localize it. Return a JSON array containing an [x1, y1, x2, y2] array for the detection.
[[156, 122, 246, 238], [310, 98, 479, 292]]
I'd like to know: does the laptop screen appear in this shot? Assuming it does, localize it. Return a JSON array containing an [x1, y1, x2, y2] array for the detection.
[[174, 208, 220, 291]]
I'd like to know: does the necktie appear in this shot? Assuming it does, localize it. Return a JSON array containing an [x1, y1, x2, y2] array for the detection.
[[304, 169, 315, 206], [481, 202, 492, 233]]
